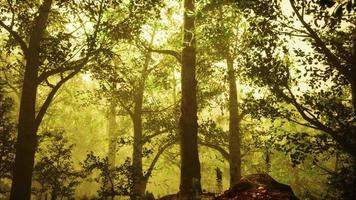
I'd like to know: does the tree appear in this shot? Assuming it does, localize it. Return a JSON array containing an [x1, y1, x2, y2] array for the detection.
[[90, 23, 178, 199], [198, 2, 246, 186], [0, 0, 162, 198], [286, 0, 356, 158], [6, 2, 55, 198], [0, 1, 102, 198], [235, 0, 356, 197], [179, 0, 202, 198]]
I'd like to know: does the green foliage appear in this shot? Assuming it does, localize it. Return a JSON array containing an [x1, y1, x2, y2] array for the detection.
[[32, 130, 85, 199], [2, 0, 356, 198], [82, 152, 133, 198], [327, 160, 356, 199], [0, 81, 16, 193]]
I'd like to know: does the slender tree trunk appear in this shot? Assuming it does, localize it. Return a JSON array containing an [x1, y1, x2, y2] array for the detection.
[[349, 32, 356, 160], [179, 0, 202, 199], [131, 107, 145, 199], [108, 97, 117, 168], [351, 32, 356, 114], [131, 36, 154, 199], [226, 56, 242, 187], [10, 1, 52, 199], [105, 97, 118, 199], [334, 152, 340, 172]]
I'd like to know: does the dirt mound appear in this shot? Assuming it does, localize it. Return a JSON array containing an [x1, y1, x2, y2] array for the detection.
[[215, 174, 299, 200]]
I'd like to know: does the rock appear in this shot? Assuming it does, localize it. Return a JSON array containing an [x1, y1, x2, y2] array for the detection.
[[215, 174, 299, 200]]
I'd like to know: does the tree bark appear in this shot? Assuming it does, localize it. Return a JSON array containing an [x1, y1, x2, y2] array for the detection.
[[131, 41, 153, 200], [105, 97, 118, 197], [226, 56, 242, 187], [10, 1, 53, 199], [108, 97, 118, 169], [351, 31, 356, 114], [179, 0, 202, 198], [131, 103, 145, 199]]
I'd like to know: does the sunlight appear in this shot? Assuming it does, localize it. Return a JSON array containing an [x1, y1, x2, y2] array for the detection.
[[81, 73, 92, 82], [1, 0, 354, 199]]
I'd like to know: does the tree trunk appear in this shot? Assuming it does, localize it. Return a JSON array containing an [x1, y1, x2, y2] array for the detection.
[[179, 0, 202, 199], [108, 97, 118, 168], [351, 31, 356, 114], [10, 1, 53, 199], [227, 56, 242, 187], [105, 98, 118, 197], [10, 59, 38, 199], [348, 32, 356, 159], [131, 40, 153, 199], [131, 107, 145, 200]]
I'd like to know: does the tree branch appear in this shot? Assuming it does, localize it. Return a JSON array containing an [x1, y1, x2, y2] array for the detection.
[[289, 0, 350, 80], [238, 109, 247, 124], [117, 97, 134, 118], [198, 141, 229, 161], [149, 49, 182, 64], [278, 86, 335, 135], [143, 129, 170, 144], [285, 116, 320, 130], [144, 138, 178, 179], [0, 20, 28, 56], [34, 69, 80, 131], [313, 162, 336, 175], [37, 56, 88, 84], [28, 0, 53, 53]]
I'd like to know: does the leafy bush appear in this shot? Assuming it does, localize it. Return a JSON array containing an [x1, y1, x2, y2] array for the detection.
[[32, 131, 85, 199], [82, 152, 133, 199]]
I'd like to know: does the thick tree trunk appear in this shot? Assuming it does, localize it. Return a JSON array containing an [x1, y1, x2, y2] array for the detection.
[[179, 0, 202, 199], [226, 56, 241, 187], [10, 56, 38, 200], [10, 1, 53, 199]]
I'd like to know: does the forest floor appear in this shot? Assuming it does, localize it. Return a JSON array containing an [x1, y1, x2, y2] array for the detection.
[[159, 174, 299, 200]]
